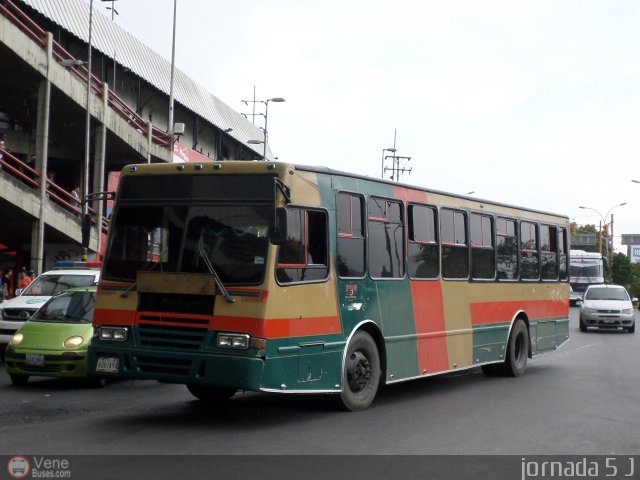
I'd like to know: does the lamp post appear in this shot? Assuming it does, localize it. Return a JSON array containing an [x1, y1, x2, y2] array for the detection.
[[81, 0, 96, 261], [260, 97, 285, 161], [578, 202, 627, 261], [168, 0, 177, 137]]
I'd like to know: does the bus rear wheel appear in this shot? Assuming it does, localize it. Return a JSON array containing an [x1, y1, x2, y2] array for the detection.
[[339, 331, 381, 411], [187, 384, 236, 402], [503, 318, 529, 377], [482, 319, 529, 377]]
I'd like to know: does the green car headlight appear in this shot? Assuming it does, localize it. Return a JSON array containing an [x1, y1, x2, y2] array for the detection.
[[11, 332, 24, 346], [64, 336, 84, 349]]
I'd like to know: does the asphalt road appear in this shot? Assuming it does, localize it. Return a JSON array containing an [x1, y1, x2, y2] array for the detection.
[[0, 307, 638, 456]]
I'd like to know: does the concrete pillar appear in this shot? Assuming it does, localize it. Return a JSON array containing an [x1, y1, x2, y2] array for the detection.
[[30, 33, 52, 275], [92, 83, 108, 260]]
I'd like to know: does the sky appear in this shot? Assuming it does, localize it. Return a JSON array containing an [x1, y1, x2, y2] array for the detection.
[[97, 0, 640, 251]]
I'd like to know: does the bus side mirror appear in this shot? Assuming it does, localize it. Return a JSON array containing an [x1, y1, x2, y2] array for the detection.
[[270, 207, 287, 245], [81, 213, 92, 248]]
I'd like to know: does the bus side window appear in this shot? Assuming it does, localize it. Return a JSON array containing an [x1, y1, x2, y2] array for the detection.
[[408, 204, 439, 279], [541, 225, 558, 280], [368, 197, 404, 278], [520, 221, 539, 280], [337, 193, 365, 278], [470, 213, 495, 280], [497, 217, 518, 280], [558, 227, 568, 280], [441, 208, 468, 279], [276, 207, 328, 284]]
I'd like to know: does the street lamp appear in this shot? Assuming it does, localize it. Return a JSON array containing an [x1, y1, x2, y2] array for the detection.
[[578, 202, 627, 260], [259, 97, 285, 161], [168, 0, 177, 137], [81, 0, 96, 261]]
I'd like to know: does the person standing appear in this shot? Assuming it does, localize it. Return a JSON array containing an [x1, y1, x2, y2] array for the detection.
[[70, 185, 81, 204], [2, 269, 13, 299], [17, 266, 32, 290]]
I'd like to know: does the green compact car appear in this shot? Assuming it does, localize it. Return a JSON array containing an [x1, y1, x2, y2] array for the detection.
[[4, 286, 104, 386]]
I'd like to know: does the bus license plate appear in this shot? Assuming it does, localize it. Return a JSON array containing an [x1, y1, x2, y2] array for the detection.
[[25, 354, 44, 366], [96, 356, 120, 373]]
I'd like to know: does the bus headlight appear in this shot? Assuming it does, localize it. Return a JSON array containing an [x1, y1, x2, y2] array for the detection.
[[217, 333, 250, 350], [98, 326, 129, 341]]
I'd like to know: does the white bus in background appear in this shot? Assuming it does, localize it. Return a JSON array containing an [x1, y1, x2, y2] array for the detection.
[[569, 249, 604, 304]]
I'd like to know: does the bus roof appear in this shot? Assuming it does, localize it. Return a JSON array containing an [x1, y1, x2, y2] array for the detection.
[[118, 161, 569, 222]]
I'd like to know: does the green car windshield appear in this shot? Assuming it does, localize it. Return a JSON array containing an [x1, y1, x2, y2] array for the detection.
[[31, 290, 96, 324]]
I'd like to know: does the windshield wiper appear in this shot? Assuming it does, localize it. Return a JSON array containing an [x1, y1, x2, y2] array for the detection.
[[120, 261, 161, 298], [198, 244, 235, 303]]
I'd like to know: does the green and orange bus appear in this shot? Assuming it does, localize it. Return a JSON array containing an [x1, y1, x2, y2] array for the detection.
[[89, 161, 570, 410]]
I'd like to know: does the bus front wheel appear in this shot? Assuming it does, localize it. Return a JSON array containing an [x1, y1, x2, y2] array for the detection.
[[339, 331, 381, 411], [187, 384, 236, 402]]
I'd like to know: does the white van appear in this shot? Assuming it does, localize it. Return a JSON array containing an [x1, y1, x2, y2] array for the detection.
[[0, 262, 101, 349]]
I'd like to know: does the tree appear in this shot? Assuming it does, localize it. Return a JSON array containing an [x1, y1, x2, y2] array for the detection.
[[611, 253, 635, 291]]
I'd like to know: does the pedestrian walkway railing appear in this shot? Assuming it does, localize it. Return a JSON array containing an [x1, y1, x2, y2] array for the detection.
[[0, 0, 172, 148], [0, 145, 109, 235]]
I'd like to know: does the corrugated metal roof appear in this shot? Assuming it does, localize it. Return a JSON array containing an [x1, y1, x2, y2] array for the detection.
[[17, 0, 271, 159]]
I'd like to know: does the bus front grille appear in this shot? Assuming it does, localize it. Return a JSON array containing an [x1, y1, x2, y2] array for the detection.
[[137, 314, 208, 352]]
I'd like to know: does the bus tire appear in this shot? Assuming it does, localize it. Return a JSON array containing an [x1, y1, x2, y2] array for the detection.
[[10, 374, 29, 386], [339, 331, 381, 411], [187, 384, 236, 402], [503, 319, 529, 377]]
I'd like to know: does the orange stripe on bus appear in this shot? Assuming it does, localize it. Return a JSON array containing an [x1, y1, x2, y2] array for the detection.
[[212, 315, 342, 338], [93, 308, 137, 326], [410, 280, 449, 374], [394, 185, 429, 203], [470, 299, 569, 325]]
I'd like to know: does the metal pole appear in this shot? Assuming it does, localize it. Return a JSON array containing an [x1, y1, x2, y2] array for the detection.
[[82, 0, 94, 261], [262, 100, 269, 160], [610, 214, 615, 262], [168, 0, 177, 137]]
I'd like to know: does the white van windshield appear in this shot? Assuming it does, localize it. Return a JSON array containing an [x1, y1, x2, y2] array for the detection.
[[20, 274, 96, 296]]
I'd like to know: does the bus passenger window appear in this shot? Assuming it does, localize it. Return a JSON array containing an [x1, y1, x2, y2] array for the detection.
[[277, 208, 328, 284], [470, 213, 495, 280], [337, 193, 365, 278], [541, 225, 558, 280], [497, 217, 518, 280], [408, 204, 438, 279], [441, 208, 468, 279], [368, 197, 404, 278], [520, 221, 539, 280], [558, 227, 568, 280]]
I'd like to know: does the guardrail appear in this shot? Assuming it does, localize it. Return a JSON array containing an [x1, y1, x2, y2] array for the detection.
[[0, 0, 172, 148], [0, 146, 109, 234]]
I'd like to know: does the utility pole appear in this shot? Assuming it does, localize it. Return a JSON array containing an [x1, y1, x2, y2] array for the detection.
[[382, 129, 412, 182]]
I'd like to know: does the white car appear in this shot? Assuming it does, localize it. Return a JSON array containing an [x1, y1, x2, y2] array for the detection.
[[579, 284, 636, 333], [0, 262, 101, 349]]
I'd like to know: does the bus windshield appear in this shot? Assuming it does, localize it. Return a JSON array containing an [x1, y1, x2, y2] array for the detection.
[[569, 263, 603, 278], [103, 204, 271, 284]]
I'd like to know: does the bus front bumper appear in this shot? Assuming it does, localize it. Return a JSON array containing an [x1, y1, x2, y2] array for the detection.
[[88, 345, 265, 391]]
